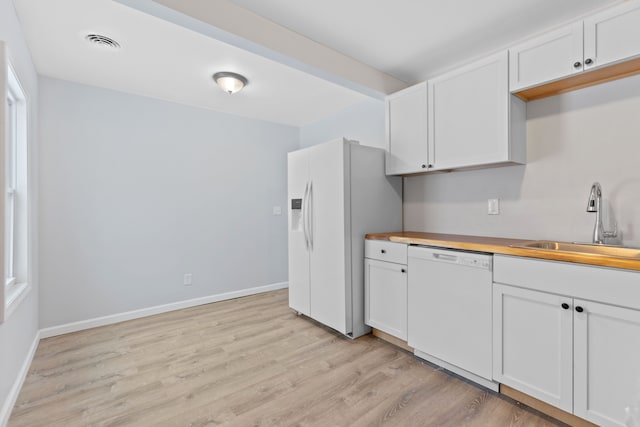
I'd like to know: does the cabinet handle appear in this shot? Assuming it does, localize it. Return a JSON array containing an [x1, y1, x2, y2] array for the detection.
[[561, 303, 570, 310], [573, 61, 582, 68], [575, 306, 584, 313], [421, 164, 427, 169], [381, 249, 386, 254], [401, 268, 406, 273], [428, 164, 434, 169], [585, 58, 593, 65]]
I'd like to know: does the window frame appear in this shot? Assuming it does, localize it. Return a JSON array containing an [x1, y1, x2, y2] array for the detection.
[[2, 42, 30, 322], [6, 83, 16, 287]]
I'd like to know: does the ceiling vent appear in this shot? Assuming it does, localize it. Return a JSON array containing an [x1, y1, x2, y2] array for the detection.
[[85, 34, 121, 49]]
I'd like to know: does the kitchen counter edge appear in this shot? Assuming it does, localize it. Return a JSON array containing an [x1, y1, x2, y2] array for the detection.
[[365, 232, 640, 272]]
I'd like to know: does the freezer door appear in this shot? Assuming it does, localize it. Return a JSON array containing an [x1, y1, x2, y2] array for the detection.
[[287, 149, 310, 315]]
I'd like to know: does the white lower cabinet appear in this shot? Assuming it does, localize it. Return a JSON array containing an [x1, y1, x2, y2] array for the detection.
[[364, 258, 407, 339], [493, 284, 573, 412], [364, 240, 407, 340], [493, 255, 640, 427], [574, 299, 640, 427]]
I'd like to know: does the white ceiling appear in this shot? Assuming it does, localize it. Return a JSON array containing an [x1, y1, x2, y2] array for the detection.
[[13, 0, 623, 127], [12, 0, 370, 126], [228, 0, 622, 83]]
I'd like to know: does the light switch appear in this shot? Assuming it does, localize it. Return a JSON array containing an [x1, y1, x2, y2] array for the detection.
[[273, 206, 282, 215], [488, 198, 500, 215]]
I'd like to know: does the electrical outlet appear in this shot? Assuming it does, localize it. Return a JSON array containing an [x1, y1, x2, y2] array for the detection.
[[183, 273, 193, 286], [488, 198, 500, 215]]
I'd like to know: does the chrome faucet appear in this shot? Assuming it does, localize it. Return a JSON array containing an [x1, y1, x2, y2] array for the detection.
[[586, 182, 617, 244]]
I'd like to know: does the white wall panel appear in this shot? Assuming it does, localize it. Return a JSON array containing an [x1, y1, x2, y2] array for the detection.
[[0, 0, 40, 423], [38, 77, 299, 328]]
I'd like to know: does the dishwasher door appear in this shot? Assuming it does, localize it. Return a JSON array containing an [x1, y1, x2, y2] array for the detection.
[[408, 246, 493, 381]]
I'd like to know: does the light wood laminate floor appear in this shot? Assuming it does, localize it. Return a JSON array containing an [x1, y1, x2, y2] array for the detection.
[[9, 289, 563, 426]]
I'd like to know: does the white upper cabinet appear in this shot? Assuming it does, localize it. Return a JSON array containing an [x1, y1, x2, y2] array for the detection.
[[429, 51, 525, 170], [584, 1, 640, 70], [509, 22, 584, 92], [385, 51, 525, 175], [385, 82, 429, 175], [511, 1, 640, 93], [387, 1, 640, 174]]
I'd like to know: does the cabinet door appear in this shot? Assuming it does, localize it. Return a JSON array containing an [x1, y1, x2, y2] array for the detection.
[[493, 284, 573, 412], [584, 2, 640, 70], [509, 22, 584, 91], [428, 51, 510, 170], [574, 300, 640, 427], [307, 141, 348, 334], [385, 82, 429, 175], [364, 259, 407, 340], [287, 149, 310, 316]]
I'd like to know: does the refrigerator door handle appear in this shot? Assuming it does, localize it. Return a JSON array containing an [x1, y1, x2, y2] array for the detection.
[[308, 181, 313, 249], [302, 181, 310, 249]]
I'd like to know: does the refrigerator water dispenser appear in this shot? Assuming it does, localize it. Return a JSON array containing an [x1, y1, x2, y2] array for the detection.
[[291, 198, 302, 231]]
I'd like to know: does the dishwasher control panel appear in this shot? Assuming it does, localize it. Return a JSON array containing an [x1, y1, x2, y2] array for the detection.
[[410, 245, 493, 271], [458, 256, 492, 270]]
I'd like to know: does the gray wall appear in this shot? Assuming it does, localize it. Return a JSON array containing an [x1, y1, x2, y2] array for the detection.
[[300, 98, 385, 149], [39, 77, 299, 328], [0, 0, 39, 421], [405, 74, 640, 247]]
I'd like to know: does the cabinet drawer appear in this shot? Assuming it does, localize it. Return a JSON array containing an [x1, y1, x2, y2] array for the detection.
[[365, 240, 407, 264]]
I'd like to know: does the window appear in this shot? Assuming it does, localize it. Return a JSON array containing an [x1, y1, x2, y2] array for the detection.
[[2, 50, 29, 321], [6, 82, 17, 286]]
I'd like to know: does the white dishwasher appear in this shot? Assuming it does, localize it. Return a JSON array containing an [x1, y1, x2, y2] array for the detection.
[[408, 245, 497, 390]]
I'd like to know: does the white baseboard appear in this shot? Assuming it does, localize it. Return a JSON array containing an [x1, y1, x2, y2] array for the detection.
[[0, 331, 40, 427], [40, 282, 288, 339]]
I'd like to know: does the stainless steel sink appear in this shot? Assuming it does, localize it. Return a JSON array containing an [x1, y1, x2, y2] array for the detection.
[[511, 240, 640, 259]]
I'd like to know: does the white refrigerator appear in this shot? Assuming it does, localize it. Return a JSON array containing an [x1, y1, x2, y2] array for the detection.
[[288, 138, 402, 338]]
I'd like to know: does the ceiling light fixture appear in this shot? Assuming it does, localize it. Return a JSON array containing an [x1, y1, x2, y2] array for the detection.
[[213, 72, 248, 94]]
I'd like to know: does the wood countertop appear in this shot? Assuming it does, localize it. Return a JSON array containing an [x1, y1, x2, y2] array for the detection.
[[365, 231, 640, 272]]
